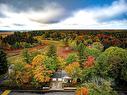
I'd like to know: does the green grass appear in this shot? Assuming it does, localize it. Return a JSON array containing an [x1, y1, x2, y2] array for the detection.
[[7, 54, 24, 64], [7, 43, 48, 64], [7, 40, 65, 64]]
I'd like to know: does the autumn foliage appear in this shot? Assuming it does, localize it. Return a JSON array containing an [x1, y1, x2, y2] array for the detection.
[[31, 55, 52, 83], [76, 87, 89, 95], [65, 62, 80, 76], [12, 54, 52, 87], [32, 65, 51, 83], [84, 56, 95, 67], [5, 30, 127, 91], [32, 54, 45, 66]]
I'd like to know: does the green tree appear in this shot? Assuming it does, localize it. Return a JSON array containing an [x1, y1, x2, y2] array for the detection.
[[81, 77, 118, 95], [23, 42, 31, 48], [47, 44, 57, 58], [22, 49, 31, 64], [13, 42, 20, 49], [85, 47, 101, 58], [0, 49, 8, 75], [46, 44, 58, 70], [43, 56, 58, 71], [96, 47, 127, 81], [66, 53, 79, 65], [77, 43, 86, 65], [92, 42, 104, 51]]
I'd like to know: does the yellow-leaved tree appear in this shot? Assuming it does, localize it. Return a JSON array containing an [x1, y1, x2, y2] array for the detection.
[[57, 57, 66, 69], [31, 54, 52, 84], [65, 62, 80, 77], [32, 54, 45, 66]]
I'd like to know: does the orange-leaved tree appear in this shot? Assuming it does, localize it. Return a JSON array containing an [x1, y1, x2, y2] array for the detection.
[[76, 87, 89, 95], [83, 56, 95, 68]]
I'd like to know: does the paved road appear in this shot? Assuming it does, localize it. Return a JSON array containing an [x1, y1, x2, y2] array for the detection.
[[9, 91, 75, 95]]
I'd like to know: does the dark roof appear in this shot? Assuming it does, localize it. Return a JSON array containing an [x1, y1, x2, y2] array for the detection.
[[52, 70, 69, 78]]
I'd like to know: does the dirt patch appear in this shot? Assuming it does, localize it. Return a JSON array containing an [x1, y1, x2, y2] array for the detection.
[[6, 44, 46, 57], [57, 46, 75, 59]]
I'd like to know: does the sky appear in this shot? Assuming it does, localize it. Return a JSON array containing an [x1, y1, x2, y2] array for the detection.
[[0, 0, 127, 30]]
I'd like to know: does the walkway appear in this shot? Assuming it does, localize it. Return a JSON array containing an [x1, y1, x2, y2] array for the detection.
[[50, 81, 63, 90]]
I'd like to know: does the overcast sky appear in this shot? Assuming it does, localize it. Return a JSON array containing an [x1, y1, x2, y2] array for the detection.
[[0, 0, 127, 30]]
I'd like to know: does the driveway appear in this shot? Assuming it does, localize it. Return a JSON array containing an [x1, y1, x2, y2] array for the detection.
[[9, 91, 75, 95]]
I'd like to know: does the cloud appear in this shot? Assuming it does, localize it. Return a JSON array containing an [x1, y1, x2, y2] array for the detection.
[[24, 3, 64, 23], [44, 20, 127, 30], [0, 0, 127, 30], [95, 0, 127, 19], [0, 2, 64, 27], [0, 20, 127, 30], [60, 0, 127, 25]]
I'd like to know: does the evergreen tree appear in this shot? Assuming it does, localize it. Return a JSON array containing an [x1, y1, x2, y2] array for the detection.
[[0, 49, 8, 75], [22, 49, 31, 64], [47, 44, 57, 58], [77, 43, 86, 65], [46, 44, 59, 71]]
